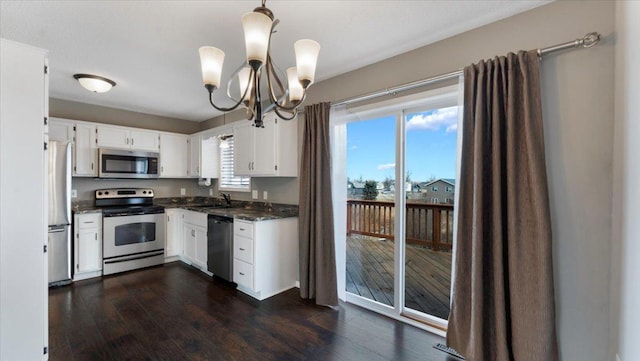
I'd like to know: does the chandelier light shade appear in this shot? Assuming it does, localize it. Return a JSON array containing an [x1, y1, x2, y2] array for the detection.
[[198, 0, 320, 127], [198, 47, 225, 89], [294, 39, 321, 87], [286, 67, 303, 102], [242, 11, 273, 65], [73, 74, 116, 93]]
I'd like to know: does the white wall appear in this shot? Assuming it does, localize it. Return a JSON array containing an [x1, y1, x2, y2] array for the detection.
[[611, 2, 640, 361]]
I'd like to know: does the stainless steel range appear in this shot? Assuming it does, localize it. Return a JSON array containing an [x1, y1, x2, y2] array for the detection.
[[96, 188, 165, 275]]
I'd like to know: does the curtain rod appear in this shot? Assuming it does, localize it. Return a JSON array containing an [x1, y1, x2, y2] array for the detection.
[[331, 32, 601, 107]]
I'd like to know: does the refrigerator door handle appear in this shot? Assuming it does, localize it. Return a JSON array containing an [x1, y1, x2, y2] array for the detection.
[[49, 226, 66, 233]]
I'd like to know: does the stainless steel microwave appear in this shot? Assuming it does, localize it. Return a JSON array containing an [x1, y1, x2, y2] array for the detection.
[[98, 148, 160, 179]]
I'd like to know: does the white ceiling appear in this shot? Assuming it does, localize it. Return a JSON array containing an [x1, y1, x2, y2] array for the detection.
[[1, 0, 550, 122]]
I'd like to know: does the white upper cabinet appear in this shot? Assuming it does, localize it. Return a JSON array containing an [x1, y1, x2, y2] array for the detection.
[[74, 123, 97, 176], [252, 118, 277, 175], [49, 118, 97, 177], [159, 133, 188, 178], [201, 135, 220, 179], [189, 133, 220, 179], [233, 122, 253, 175], [188, 134, 201, 178], [233, 113, 297, 177], [48, 118, 74, 142], [96, 124, 159, 152], [96, 125, 128, 149], [129, 129, 160, 151]]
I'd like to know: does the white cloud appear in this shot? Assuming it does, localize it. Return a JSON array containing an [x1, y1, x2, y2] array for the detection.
[[405, 106, 458, 133], [351, 145, 358, 150], [377, 163, 395, 170]]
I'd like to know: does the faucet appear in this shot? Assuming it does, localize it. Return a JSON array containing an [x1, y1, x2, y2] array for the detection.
[[221, 193, 231, 207]]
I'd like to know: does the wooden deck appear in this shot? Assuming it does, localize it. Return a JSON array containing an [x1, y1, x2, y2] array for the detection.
[[346, 235, 452, 320]]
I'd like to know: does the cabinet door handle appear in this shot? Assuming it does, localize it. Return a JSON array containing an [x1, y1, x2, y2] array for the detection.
[[197, 166, 199, 173], [161, 166, 164, 174], [239, 272, 245, 276], [95, 233, 97, 240], [239, 228, 245, 231], [91, 162, 94, 170], [191, 230, 195, 237], [248, 162, 251, 170], [239, 248, 245, 251], [126, 138, 129, 145], [167, 215, 170, 222]]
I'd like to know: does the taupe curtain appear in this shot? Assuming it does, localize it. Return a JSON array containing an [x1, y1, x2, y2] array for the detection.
[[447, 51, 558, 361], [299, 102, 338, 307]]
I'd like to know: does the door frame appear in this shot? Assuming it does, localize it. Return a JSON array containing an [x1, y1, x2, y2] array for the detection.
[[334, 82, 463, 335]]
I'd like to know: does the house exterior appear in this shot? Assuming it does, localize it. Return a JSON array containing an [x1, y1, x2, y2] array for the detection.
[[419, 178, 455, 204]]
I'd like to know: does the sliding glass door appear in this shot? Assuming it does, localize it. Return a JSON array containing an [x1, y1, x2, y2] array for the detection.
[[345, 115, 396, 308], [401, 105, 458, 326], [337, 84, 461, 330]]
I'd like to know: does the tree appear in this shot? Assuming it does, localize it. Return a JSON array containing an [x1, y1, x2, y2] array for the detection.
[[383, 177, 392, 191], [363, 180, 378, 200]]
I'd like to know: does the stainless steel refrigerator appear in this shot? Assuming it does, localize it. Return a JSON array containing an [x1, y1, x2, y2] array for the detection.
[[48, 141, 72, 285]]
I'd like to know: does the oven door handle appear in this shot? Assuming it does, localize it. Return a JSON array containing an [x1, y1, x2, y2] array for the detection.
[[103, 250, 165, 264]]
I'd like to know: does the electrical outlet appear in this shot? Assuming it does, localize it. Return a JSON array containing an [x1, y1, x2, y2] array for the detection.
[[252, 190, 258, 199], [209, 188, 213, 196], [71, 189, 77, 198], [263, 191, 268, 200], [180, 188, 186, 196]]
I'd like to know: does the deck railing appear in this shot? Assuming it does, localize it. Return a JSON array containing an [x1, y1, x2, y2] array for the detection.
[[346, 199, 454, 250]]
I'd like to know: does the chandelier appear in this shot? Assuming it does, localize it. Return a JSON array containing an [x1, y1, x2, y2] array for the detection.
[[198, 0, 320, 128]]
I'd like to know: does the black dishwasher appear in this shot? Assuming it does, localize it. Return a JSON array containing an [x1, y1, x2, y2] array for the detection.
[[207, 215, 234, 282]]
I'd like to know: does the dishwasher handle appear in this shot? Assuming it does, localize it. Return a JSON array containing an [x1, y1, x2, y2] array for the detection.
[[208, 215, 233, 223]]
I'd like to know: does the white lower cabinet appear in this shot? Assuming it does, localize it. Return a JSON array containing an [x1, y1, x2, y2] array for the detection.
[[233, 217, 298, 300], [182, 225, 196, 262], [73, 213, 103, 280], [165, 209, 184, 260], [182, 210, 208, 270]]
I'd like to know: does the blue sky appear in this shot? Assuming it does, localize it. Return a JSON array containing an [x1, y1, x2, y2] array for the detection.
[[347, 106, 458, 182]]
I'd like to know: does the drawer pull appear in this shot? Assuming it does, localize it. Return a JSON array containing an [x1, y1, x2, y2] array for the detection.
[[239, 272, 245, 276], [239, 228, 245, 231], [239, 248, 245, 251]]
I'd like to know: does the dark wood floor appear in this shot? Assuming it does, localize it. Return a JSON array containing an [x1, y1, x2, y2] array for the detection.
[[346, 235, 452, 320], [49, 262, 457, 361]]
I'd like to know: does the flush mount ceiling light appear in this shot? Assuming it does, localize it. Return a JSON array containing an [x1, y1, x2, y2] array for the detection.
[[73, 74, 116, 93], [198, 0, 320, 127]]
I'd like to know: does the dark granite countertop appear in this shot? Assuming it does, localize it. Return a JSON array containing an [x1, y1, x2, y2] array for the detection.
[[72, 197, 298, 221], [157, 197, 298, 221], [72, 200, 102, 214], [183, 206, 298, 221]]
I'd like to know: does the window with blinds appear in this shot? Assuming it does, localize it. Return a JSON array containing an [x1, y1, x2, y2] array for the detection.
[[219, 136, 250, 191]]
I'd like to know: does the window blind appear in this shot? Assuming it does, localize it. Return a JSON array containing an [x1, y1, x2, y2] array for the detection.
[[219, 136, 250, 190]]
